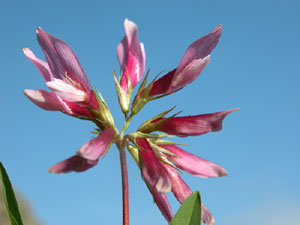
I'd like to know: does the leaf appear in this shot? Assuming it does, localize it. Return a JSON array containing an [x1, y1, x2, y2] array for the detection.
[[169, 191, 201, 225], [0, 162, 24, 225]]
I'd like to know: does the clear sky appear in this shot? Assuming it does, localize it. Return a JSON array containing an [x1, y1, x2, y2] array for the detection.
[[1, 0, 300, 224]]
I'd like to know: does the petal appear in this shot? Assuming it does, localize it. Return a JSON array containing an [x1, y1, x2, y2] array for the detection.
[[150, 187, 173, 222], [171, 55, 210, 92], [77, 127, 115, 160], [56, 96, 92, 118], [164, 165, 193, 203], [46, 78, 87, 102], [201, 204, 215, 225], [136, 138, 171, 193], [149, 69, 176, 96], [48, 155, 98, 173], [24, 89, 63, 111], [158, 109, 239, 137], [118, 19, 145, 93], [36, 27, 89, 91], [23, 48, 53, 82], [147, 25, 221, 96], [175, 25, 222, 75], [161, 145, 227, 178]]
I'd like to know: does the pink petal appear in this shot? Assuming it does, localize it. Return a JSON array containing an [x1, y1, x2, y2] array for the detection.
[[164, 165, 193, 203], [46, 78, 87, 102], [150, 187, 173, 222], [201, 204, 215, 225], [77, 127, 115, 160], [148, 25, 222, 96], [24, 89, 63, 111], [48, 155, 98, 173], [175, 25, 222, 76], [157, 109, 239, 137], [161, 145, 227, 178], [36, 27, 89, 91], [117, 19, 145, 93], [23, 48, 53, 82], [149, 69, 176, 96], [56, 96, 92, 118], [136, 138, 171, 193], [171, 55, 210, 92]]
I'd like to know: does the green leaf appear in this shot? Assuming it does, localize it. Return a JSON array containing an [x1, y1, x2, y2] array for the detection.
[[0, 162, 24, 225], [169, 191, 201, 225]]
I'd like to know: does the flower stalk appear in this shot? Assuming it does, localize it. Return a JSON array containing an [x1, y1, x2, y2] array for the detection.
[[116, 138, 130, 225]]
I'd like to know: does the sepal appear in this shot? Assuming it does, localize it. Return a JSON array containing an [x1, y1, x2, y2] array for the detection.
[[137, 106, 178, 133], [113, 71, 131, 115], [90, 85, 114, 128]]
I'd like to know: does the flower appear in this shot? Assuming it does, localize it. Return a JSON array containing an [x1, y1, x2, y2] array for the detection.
[[23, 28, 99, 119], [24, 28, 116, 174], [148, 25, 222, 97], [134, 137, 223, 225], [139, 108, 239, 137], [49, 126, 115, 173], [117, 19, 146, 94]]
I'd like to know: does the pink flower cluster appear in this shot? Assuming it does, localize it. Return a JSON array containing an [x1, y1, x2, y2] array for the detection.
[[24, 19, 238, 225]]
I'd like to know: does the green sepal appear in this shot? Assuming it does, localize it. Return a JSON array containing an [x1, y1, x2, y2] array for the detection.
[[131, 70, 155, 114], [90, 85, 114, 128], [147, 141, 178, 158], [150, 138, 187, 147], [137, 106, 176, 133], [129, 132, 173, 142], [127, 144, 141, 166], [112, 71, 130, 115]]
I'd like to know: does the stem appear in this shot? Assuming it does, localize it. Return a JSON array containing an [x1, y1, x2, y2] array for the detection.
[[120, 113, 134, 138], [117, 140, 130, 225]]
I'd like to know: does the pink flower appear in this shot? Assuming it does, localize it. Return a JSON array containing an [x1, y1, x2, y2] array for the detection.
[[148, 25, 222, 96], [148, 109, 239, 137], [135, 137, 223, 224], [49, 127, 115, 173], [24, 28, 99, 119], [117, 19, 146, 94]]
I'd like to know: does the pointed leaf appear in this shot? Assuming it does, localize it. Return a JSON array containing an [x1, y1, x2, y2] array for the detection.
[[169, 191, 201, 225], [0, 162, 24, 225]]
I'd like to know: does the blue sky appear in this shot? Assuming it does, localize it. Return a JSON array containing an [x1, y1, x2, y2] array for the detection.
[[1, 0, 300, 224]]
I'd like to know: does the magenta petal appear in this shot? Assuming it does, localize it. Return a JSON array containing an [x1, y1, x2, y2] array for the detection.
[[23, 48, 53, 82], [158, 109, 239, 137], [77, 127, 115, 160], [164, 165, 193, 203], [48, 155, 98, 173], [117, 19, 145, 93], [136, 138, 171, 193], [171, 56, 210, 92], [201, 204, 215, 225], [176, 25, 222, 75], [162, 145, 227, 178], [36, 27, 89, 91], [149, 69, 176, 96], [24, 89, 63, 111], [150, 187, 173, 222], [148, 25, 221, 96], [56, 96, 92, 118]]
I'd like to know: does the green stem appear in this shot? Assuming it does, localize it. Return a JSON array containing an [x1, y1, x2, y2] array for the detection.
[[120, 113, 134, 138]]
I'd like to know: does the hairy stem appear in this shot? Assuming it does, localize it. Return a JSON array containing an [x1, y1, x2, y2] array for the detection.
[[117, 139, 130, 225]]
